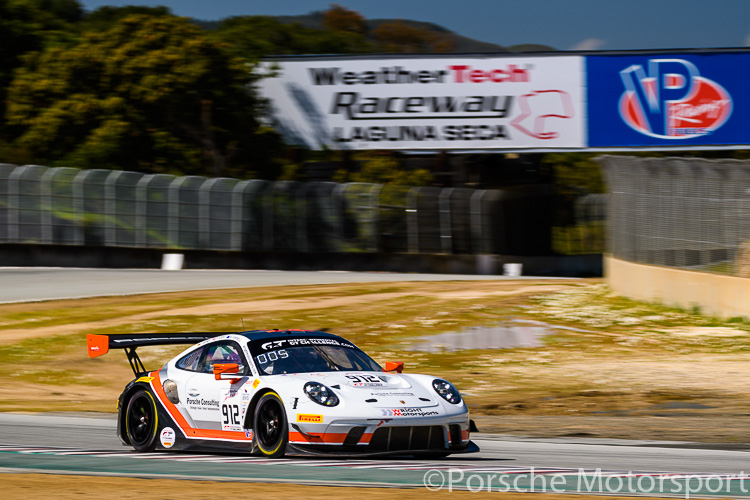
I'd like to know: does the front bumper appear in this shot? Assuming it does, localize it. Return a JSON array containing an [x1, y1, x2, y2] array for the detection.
[[286, 416, 476, 457]]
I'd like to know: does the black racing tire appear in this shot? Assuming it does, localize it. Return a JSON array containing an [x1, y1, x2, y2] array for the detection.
[[125, 389, 158, 452], [253, 391, 288, 458]]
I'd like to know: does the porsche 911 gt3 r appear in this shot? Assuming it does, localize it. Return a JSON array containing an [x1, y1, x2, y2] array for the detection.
[[87, 329, 478, 458]]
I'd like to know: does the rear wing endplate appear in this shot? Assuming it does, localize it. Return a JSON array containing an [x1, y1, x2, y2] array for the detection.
[[86, 332, 234, 377]]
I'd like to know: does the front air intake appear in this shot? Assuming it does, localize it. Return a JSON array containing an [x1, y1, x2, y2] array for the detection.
[[368, 425, 445, 452]]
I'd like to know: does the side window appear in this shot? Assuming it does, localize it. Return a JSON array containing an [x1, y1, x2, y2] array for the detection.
[[176, 347, 204, 372], [202, 342, 247, 375]]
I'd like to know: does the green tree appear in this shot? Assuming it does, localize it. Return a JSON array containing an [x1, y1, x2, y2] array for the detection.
[[542, 153, 605, 195], [373, 21, 453, 53], [6, 14, 278, 177], [334, 152, 433, 186], [80, 5, 172, 32], [0, 0, 82, 114], [321, 4, 366, 34], [0, 0, 85, 162], [209, 15, 372, 61]]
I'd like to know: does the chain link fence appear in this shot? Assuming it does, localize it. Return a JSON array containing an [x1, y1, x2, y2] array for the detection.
[[599, 155, 750, 275], [0, 164, 586, 256]]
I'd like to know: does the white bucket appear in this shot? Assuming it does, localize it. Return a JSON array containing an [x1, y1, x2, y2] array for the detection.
[[161, 253, 184, 271], [503, 263, 523, 277]]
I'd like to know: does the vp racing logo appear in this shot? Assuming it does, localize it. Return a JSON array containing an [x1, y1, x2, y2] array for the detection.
[[619, 58, 732, 139]]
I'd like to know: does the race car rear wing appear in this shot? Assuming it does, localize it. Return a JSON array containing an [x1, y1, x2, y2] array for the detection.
[[86, 332, 233, 377]]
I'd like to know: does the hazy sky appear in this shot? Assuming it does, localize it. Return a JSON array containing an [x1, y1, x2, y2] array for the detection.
[[78, 0, 750, 51]]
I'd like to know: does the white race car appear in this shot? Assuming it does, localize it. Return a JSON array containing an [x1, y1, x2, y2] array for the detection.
[[87, 329, 479, 458]]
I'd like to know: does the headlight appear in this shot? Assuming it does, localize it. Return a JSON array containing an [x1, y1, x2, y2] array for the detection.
[[432, 379, 461, 404], [304, 382, 339, 407]]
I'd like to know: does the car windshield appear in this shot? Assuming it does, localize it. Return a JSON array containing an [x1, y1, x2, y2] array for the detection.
[[254, 344, 382, 375]]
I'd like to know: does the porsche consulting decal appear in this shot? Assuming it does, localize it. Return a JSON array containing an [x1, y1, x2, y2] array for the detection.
[[186, 397, 220, 411]]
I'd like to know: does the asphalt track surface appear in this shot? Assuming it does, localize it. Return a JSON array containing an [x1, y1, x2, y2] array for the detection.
[[2, 413, 750, 496], [0, 268, 552, 303], [2, 268, 748, 496]]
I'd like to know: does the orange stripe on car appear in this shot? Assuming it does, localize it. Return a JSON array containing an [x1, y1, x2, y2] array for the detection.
[[149, 371, 250, 442], [289, 431, 373, 445]]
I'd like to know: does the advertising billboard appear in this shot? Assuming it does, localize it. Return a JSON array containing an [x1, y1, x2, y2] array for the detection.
[[259, 56, 586, 150], [587, 53, 750, 148]]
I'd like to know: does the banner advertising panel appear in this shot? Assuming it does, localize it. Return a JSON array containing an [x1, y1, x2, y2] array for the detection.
[[259, 56, 586, 150], [587, 53, 750, 148]]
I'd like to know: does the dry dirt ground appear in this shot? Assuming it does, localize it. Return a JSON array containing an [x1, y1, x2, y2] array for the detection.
[[0, 280, 582, 414], [0, 283, 568, 344], [2, 474, 669, 499]]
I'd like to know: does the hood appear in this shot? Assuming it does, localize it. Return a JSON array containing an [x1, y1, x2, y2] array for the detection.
[[289, 371, 439, 408]]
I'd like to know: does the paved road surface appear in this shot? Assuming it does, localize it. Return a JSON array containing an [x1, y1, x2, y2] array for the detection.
[[0, 268, 558, 303], [1, 414, 749, 495]]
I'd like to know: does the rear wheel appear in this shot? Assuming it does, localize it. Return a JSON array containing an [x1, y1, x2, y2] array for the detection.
[[253, 391, 288, 458], [125, 389, 158, 452]]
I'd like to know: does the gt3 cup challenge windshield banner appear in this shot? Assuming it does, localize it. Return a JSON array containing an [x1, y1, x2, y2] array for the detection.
[[587, 53, 750, 148], [260, 56, 586, 150]]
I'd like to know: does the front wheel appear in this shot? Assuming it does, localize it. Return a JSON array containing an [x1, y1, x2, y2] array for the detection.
[[253, 391, 288, 458], [125, 389, 158, 452]]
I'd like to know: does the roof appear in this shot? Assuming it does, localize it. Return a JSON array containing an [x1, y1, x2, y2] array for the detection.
[[237, 329, 344, 342]]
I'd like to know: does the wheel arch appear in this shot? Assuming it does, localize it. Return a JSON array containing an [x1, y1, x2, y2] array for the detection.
[[242, 388, 278, 431], [118, 382, 154, 445]]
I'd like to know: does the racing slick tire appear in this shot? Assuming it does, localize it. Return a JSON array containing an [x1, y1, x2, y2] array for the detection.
[[254, 391, 288, 458], [125, 389, 159, 452]]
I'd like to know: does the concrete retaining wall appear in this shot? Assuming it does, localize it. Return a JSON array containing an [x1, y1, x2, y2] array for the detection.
[[0, 244, 602, 277], [606, 255, 750, 318]]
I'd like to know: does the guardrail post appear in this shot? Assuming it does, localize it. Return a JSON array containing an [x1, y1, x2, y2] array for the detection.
[[40, 166, 55, 244], [134, 174, 152, 247], [370, 183, 383, 253], [104, 170, 124, 247], [7, 165, 28, 242], [332, 183, 347, 253], [470, 190, 487, 254], [406, 187, 420, 253], [439, 188, 454, 254], [231, 180, 250, 251], [297, 182, 312, 253], [72, 169, 95, 246]]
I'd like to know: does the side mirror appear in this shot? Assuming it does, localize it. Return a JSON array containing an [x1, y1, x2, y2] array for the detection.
[[385, 361, 404, 373], [213, 363, 240, 381]]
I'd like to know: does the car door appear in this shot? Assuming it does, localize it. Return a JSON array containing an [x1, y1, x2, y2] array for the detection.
[[184, 340, 250, 430]]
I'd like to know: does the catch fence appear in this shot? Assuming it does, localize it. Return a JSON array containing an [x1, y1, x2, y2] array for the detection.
[[0, 164, 591, 256], [600, 155, 750, 275]]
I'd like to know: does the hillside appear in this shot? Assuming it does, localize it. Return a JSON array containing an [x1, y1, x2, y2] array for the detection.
[[197, 12, 555, 53]]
